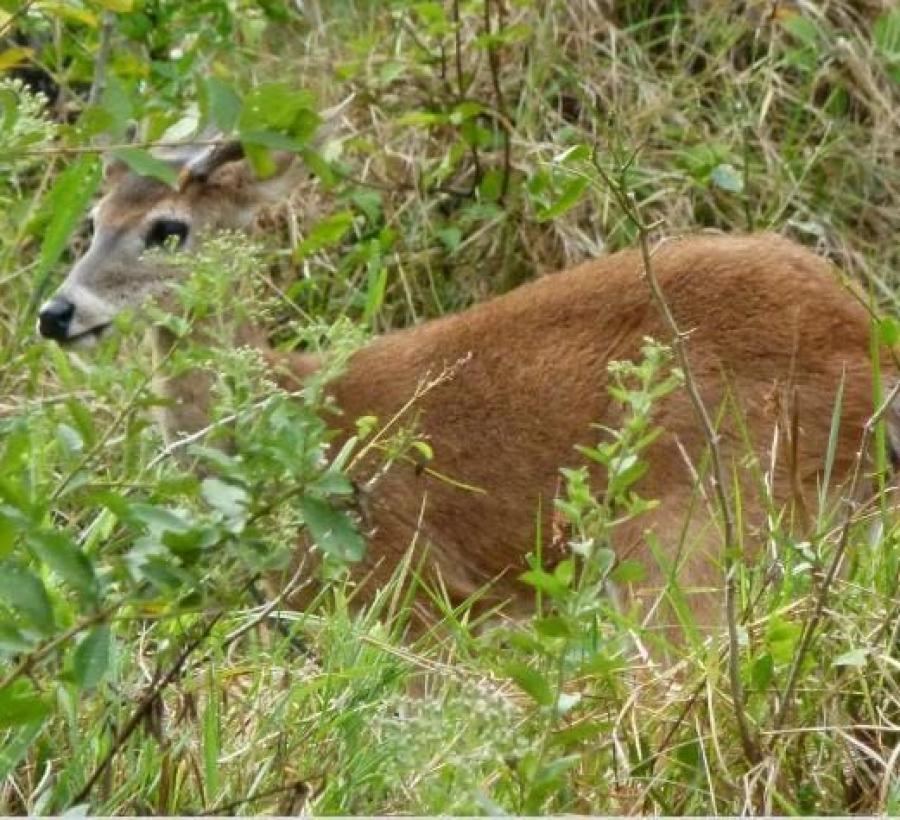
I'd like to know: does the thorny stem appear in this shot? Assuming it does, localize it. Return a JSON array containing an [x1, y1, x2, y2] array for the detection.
[[592, 149, 761, 766], [774, 379, 900, 730]]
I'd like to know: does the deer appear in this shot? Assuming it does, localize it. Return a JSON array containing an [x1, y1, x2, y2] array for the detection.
[[36, 140, 898, 636]]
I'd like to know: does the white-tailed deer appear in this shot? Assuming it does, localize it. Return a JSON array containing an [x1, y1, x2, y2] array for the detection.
[[38, 142, 896, 631]]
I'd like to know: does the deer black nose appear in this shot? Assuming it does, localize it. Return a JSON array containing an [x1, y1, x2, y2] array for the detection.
[[38, 298, 75, 342]]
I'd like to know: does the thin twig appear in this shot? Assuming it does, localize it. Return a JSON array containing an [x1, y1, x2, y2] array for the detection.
[[482, 0, 512, 202], [144, 388, 306, 471], [87, 12, 115, 107], [592, 146, 761, 766], [196, 776, 318, 816], [16, 138, 230, 158], [451, 0, 482, 183], [0, 0, 39, 39], [50, 339, 180, 501], [68, 599, 238, 808], [211, 561, 312, 661], [0, 605, 117, 693]]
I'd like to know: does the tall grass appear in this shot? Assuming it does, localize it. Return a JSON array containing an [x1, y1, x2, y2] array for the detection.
[[1, 0, 899, 813]]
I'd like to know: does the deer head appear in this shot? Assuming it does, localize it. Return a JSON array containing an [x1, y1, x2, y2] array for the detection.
[[37, 141, 300, 348]]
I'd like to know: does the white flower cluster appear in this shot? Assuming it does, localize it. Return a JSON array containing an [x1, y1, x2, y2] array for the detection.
[[0, 77, 57, 170]]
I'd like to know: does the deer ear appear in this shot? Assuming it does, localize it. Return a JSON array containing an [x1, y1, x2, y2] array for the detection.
[[245, 151, 306, 203], [102, 156, 129, 186], [201, 149, 304, 209]]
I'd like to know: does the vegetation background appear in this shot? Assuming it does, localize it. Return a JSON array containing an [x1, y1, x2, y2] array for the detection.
[[1, 0, 899, 813]]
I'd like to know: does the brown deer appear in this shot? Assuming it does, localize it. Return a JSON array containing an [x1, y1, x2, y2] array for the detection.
[[37, 142, 896, 631]]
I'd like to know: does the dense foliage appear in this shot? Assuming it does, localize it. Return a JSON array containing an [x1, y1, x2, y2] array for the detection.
[[1, 0, 899, 813]]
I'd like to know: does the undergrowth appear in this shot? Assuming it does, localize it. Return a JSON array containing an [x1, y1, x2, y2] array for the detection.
[[1, 0, 900, 814]]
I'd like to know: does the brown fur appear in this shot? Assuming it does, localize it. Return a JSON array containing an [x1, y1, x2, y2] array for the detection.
[[40, 152, 894, 633], [268, 233, 889, 626]]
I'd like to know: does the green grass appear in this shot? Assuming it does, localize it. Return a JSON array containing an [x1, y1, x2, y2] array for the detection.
[[1, 0, 900, 814]]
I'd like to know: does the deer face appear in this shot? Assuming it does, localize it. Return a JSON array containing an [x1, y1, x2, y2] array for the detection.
[[37, 143, 298, 348]]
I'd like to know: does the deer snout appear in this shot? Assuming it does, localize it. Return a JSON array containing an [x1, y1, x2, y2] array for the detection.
[[38, 297, 76, 342]]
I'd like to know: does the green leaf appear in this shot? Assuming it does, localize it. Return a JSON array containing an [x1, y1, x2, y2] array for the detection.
[[396, 110, 447, 127], [294, 210, 355, 260], [128, 503, 190, 534], [0, 619, 30, 653], [437, 226, 462, 251], [38, 3, 98, 26], [72, 624, 112, 689], [411, 440, 433, 463], [0, 680, 52, 728], [833, 647, 868, 668], [449, 101, 483, 125], [765, 617, 802, 664], [751, 652, 774, 690], [874, 8, 900, 58], [243, 142, 276, 179], [520, 566, 569, 598], [710, 163, 744, 193], [201, 478, 248, 521], [535, 176, 589, 222], [109, 148, 178, 187], [27, 530, 97, 601], [65, 398, 98, 449], [0, 513, 15, 558], [35, 155, 102, 294], [92, 0, 134, 12], [551, 719, 611, 748], [203, 76, 242, 133], [100, 75, 134, 137], [349, 188, 383, 223], [879, 317, 899, 347], [534, 616, 572, 639], [363, 259, 388, 324], [0, 561, 55, 634], [610, 559, 646, 584], [0, 47, 32, 72], [0, 721, 45, 782], [238, 82, 317, 137], [298, 496, 366, 562], [504, 661, 553, 706], [240, 130, 305, 152]]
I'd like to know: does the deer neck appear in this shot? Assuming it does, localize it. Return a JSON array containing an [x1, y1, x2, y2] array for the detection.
[[149, 322, 323, 449], [148, 321, 264, 446]]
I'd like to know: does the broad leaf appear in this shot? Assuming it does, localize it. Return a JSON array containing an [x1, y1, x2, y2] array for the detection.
[[298, 496, 365, 562], [0, 561, 55, 634], [28, 530, 97, 601], [504, 661, 553, 706], [0, 680, 52, 728], [34, 155, 102, 299], [72, 624, 112, 689], [109, 147, 178, 187]]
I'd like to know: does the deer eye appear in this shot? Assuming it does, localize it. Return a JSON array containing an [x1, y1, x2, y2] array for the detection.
[[145, 218, 189, 249]]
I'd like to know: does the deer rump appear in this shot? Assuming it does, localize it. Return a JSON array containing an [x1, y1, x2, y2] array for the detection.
[[273, 233, 893, 631]]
